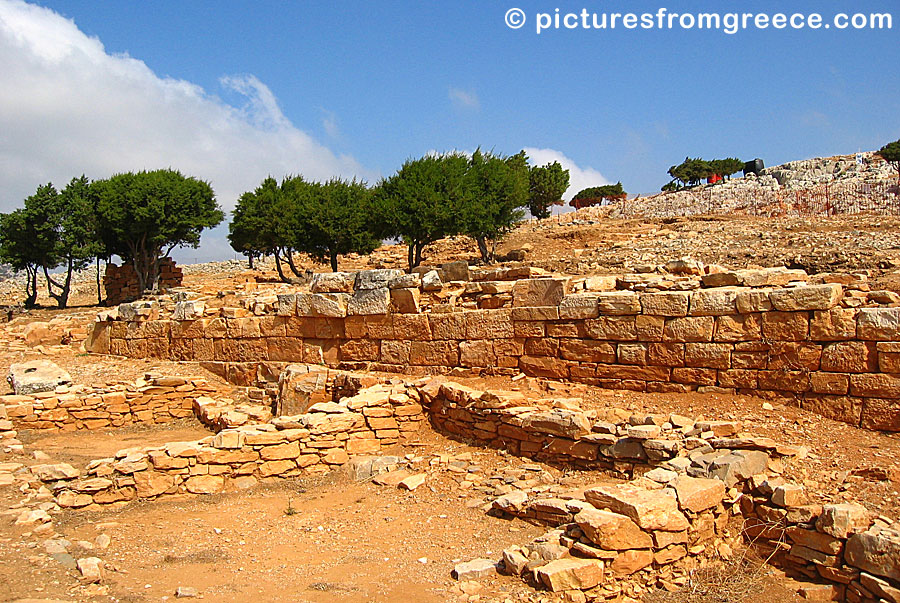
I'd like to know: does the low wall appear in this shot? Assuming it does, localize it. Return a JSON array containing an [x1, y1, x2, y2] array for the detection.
[[39, 380, 425, 507], [1, 376, 219, 430], [85, 274, 900, 432]]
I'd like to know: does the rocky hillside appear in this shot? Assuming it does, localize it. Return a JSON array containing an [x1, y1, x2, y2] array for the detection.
[[592, 151, 899, 220]]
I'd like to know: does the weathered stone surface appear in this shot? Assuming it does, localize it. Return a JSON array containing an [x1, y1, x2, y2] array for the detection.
[[452, 558, 497, 581], [310, 271, 354, 293], [641, 291, 690, 317], [609, 548, 653, 575], [184, 475, 225, 494], [524, 409, 591, 439], [559, 294, 600, 320], [816, 503, 871, 539], [77, 556, 103, 583], [512, 278, 568, 307], [296, 293, 349, 318], [277, 365, 328, 416], [858, 307, 900, 340], [690, 288, 739, 316], [536, 558, 604, 592], [772, 483, 807, 508], [671, 476, 725, 513], [845, 528, 900, 582], [355, 269, 403, 290], [390, 288, 420, 314], [575, 507, 652, 550], [584, 484, 689, 532], [347, 288, 391, 316], [596, 292, 641, 315], [769, 284, 842, 311], [31, 463, 79, 481], [421, 270, 442, 291], [7, 360, 72, 395], [134, 470, 176, 497]]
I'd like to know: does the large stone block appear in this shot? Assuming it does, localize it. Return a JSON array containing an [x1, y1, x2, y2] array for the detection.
[[859, 398, 900, 432], [596, 291, 641, 315], [820, 341, 877, 373], [761, 311, 809, 341], [558, 294, 599, 320], [845, 529, 900, 582], [519, 356, 569, 380], [347, 288, 390, 316], [857, 307, 900, 340], [690, 288, 739, 316], [536, 558, 604, 592], [277, 365, 328, 416], [409, 341, 458, 366], [663, 316, 715, 342], [355, 269, 403, 290], [850, 373, 900, 398], [389, 288, 420, 313], [465, 309, 514, 339], [459, 340, 495, 367], [684, 343, 732, 369], [297, 293, 350, 318], [767, 342, 822, 371], [810, 308, 858, 341], [7, 360, 72, 395], [769, 284, 842, 311], [641, 291, 690, 317], [585, 316, 637, 341], [736, 289, 774, 314], [559, 339, 616, 363], [310, 271, 354, 293], [584, 484, 689, 531], [429, 312, 467, 340], [714, 314, 762, 342], [511, 278, 568, 307], [575, 507, 652, 550]]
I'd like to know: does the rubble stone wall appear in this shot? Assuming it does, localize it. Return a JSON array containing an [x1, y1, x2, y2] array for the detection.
[[0, 376, 215, 431], [86, 279, 900, 432], [39, 380, 426, 508]]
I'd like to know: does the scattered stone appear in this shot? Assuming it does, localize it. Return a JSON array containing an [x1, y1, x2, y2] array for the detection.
[[76, 557, 103, 583], [452, 558, 497, 581]]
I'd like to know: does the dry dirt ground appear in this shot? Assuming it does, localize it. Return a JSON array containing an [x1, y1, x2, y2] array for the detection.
[[1, 212, 900, 602]]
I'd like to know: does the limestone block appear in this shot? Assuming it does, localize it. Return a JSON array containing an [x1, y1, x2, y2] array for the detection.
[[769, 284, 842, 311]]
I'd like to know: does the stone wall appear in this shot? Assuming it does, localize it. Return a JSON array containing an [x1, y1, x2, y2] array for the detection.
[[85, 270, 900, 432], [36, 380, 426, 507], [1, 375, 217, 430], [103, 258, 183, 306]]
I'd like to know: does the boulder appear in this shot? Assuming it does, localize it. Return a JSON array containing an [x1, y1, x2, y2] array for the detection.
[[7, 360, 72, 395], [845, 528, 900, 582], [584, 484, 689, 532], [671, 476, 725, 513], [816, 503, 871, 539], [575, 507, 652, 550], [452, 558, 497, 581], [536, 558, 604, 592]]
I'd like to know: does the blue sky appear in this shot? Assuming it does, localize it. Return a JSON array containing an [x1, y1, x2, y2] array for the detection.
[[1, 0, 898, 261]]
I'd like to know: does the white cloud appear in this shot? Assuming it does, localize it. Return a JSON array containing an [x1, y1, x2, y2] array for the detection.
[[319, 107, 340, 138], [449, 87, 479, 109], [0, 0, 374, 260], [523, 147, 610, 202]]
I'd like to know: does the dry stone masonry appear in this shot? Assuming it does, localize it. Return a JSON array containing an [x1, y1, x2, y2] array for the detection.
[[85, 265, 900, 432]]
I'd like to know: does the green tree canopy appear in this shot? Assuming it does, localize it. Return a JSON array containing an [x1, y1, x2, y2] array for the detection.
[[460, 149, 529, 263], [93, 169, 223, 293], [877, 139, 900, 185], [374, 153, 470, 270], [290, 178, 381, 272], [228, 176, 296, 278], [709, 158, 745, 180], [527, 161, 569, 219]]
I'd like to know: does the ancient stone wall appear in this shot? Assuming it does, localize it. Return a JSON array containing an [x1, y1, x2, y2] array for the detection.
[[103, 258, 183, 306], [85, 269, 900, 432], [0, 375, 215, 430], [34, 380, 426, 507]]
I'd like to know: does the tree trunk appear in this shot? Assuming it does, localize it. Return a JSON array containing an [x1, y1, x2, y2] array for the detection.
[[475, 235, 491, 263], [248, 254, 254, 270], [329, 249, 339, 272], [273, 250, 289, 283], [407, 243, 415, 272], [24, 265, 38, 308], [96, 257, 103, 306], [284, 250, 303, 277]]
